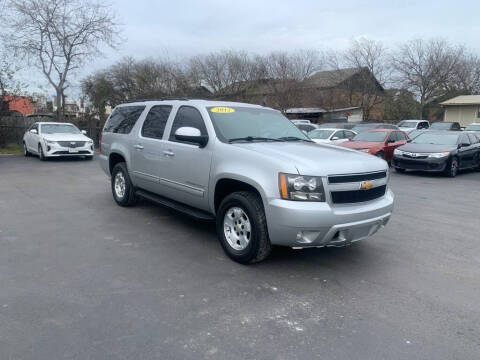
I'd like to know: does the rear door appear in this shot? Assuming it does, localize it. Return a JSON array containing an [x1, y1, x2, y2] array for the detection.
[[131, 105, 173, 193], [159, 106, 213, 211]]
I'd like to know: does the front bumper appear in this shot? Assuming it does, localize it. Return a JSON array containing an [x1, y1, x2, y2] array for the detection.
[[392, 155, 448, 172], [44, 142, 94, 157], [266, 189, 394, 247]]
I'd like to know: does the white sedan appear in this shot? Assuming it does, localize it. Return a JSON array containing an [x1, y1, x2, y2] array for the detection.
[[23, 122, 94, 160], [308, 128, 357, 145]]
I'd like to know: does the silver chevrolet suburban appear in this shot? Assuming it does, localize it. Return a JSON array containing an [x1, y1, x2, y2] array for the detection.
[[99, 99, 394, 264]]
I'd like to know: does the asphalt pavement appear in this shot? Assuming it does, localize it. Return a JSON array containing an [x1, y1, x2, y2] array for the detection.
[[1, 154, 479, 360]]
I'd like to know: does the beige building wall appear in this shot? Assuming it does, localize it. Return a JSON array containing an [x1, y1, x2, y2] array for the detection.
[[444, 105, 480, 126]]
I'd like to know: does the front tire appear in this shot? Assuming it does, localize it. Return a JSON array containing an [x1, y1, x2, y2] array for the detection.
[[38, 144, 46, 161], [111, 162, 136, 206], [216, 191, 271, 264], [444, 157, 458, 177], [23, 142, 30, 157]]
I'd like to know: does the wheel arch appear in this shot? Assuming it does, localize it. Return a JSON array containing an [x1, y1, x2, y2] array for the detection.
[[213, 176, 266, 214]]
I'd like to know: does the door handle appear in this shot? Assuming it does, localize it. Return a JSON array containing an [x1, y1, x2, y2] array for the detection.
[[134, 144, 144, 150], [163, 150, 175, 157]]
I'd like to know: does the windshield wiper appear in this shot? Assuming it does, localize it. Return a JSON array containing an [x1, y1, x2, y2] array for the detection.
[[278, 136, 314, 142], [228, 136, 285, 143]]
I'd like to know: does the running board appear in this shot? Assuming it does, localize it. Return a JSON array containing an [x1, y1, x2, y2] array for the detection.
[[135, 189, 215, 221]]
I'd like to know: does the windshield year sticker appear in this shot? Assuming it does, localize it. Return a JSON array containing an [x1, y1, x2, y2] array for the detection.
[[210, 107, 235, 113]]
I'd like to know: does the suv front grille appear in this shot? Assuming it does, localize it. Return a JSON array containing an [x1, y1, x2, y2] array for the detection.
[[328, 171, 387, 184], [57, 141, 86, 148], [331, 185, 387, 204]]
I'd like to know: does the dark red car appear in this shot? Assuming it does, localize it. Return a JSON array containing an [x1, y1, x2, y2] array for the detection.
[[340, 129, 409, 162]]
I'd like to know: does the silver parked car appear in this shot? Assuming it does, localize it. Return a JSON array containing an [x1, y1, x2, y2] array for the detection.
[[23, 122, 94, 160], [99, 100, 394, 264]]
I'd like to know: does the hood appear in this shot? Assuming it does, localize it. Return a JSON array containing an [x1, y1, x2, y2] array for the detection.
[[231, 141, 387, 176], [42, 133, 92, 142], [340, 141, 382, 149], [397, 143, 457, 153]]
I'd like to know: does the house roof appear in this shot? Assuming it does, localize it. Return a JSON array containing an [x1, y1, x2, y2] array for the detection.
[[440, 95, 480, 106], [303, 68, 363, 89], [285, 107, 327, 114]]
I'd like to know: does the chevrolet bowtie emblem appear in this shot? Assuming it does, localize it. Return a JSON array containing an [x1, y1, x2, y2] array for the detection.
[[360, 181, 373, 190]]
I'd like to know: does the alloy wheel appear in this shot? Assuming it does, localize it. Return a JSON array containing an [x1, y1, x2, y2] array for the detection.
[[223, 207, 252, 251]]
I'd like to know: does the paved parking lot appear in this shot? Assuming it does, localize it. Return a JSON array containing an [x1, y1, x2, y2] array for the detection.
[[1, 154, 479, 360]]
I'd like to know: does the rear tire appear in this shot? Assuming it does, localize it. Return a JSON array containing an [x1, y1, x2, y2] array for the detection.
[[216, 191, 271, 264], [444, 157, 458, 177], [111, 162, 137, 206]]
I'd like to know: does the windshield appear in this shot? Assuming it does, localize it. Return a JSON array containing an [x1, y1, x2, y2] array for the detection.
[[412, 132, 459, 145], [408, 130, 424, 138], [352, 131, 387, 142], [308, 129, 334, 139], [465, 124, 480, 131], [430, 122, 452, 130], [398, 121, 418, 128], [41, 124, 81, 134], [351, 123, 377, 132], [208, 106, 309, 142]]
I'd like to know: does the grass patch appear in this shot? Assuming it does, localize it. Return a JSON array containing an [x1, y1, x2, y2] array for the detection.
[[0, 145, 23, 154]]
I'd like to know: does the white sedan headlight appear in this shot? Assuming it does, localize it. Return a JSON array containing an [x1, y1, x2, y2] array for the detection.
[[86, 140, 94, 145], [428, 152, 450, 158], [45, 140, 57, 145]]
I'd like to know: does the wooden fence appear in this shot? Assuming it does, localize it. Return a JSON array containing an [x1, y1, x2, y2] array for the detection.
[[0, 116, 104, 147]]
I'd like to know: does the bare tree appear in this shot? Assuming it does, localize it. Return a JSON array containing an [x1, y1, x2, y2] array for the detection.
[[4, 0, 120, 120], [392, 38, 465, 119], [188, 50, 267, 98], [264, 49, 322, 110], [327, 38, 389, 120]]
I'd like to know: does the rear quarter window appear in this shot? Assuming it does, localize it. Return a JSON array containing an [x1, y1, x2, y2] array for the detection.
[[104, 106, 146, 134]]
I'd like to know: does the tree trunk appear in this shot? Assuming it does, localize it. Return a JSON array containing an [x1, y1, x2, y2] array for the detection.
[[55, 88, 62, 121]]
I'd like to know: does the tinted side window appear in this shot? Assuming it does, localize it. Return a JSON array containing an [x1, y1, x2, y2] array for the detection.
[[397, 132, 407, 141], [387, 132, 396, 142], [104, 106, 145, 134], [452, 123, 461, 130], [141, 105, 172, 139], [169, 106, 207, 143]]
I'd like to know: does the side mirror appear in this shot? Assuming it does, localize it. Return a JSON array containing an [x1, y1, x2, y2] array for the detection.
[[175, 127, 208, 147], [348, 137, 353, 141], [459, 143, 470, 148], [29, 129, 37, 134], [331, 136, 339, 141], [81, 130, 87, 135], [387, 139, 395, 143]]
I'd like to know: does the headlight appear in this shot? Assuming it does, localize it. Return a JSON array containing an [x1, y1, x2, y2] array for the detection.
[[428, 152, 449, 158], [358, 148, 370, 153], [45, 140, 57, 145], [394, 149, 404, 156], [279, 173, 325, 201], [86, 140, 94, 145]]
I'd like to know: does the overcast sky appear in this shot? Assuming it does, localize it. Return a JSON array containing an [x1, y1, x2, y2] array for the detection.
[[21, 0, 480, 97]]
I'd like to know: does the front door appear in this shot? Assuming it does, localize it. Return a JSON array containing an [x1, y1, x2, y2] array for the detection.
[[159, 106, 213, 211], [457, 134, 474, 168], [27, 123, 40, 152]]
